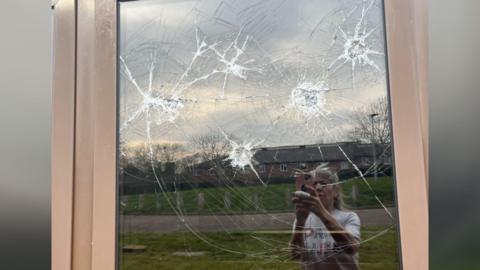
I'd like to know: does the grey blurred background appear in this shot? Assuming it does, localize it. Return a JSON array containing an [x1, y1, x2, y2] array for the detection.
[[0, 0, 479, 269], [430, 0, 480, 269], [0, 1, 52, 269]]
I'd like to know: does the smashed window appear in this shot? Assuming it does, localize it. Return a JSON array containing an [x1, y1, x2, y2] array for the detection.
[[118, 0, 400, 269]]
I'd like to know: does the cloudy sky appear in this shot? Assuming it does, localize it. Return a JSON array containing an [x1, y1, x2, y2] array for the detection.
[[118, 0, 389, 150]]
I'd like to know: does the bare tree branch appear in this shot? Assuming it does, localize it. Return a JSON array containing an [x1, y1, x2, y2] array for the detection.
[[349, 97, 391, 144]]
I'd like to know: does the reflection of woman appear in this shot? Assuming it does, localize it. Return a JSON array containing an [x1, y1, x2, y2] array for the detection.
[[289, 166, 361, 270]]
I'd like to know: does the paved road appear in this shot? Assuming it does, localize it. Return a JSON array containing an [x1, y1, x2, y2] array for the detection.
[[121, 208, 395, 233]]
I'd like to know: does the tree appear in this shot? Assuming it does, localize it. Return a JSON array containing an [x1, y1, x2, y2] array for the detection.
[[349, 97, 391, 145], [189, 131, 235, 184], [151, 143, 184, 163], [120, 142, 184, 174], [190, 131, 231, 162]]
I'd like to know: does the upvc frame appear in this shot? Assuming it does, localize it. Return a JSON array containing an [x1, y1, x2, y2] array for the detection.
[[51, 0, 428, 269]]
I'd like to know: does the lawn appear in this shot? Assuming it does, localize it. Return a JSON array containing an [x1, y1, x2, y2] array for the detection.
[[122, 177, 396, 215], [119, 226, 400, 270]]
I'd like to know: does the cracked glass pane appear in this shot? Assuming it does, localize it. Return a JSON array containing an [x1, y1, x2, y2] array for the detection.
[[118, 0, 401, 269]]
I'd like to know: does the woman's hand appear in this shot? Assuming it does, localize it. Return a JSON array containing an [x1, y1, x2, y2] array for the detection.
[[300, 185, 330, 222], [292, 196, 309, 226], [290, 195, 309, 260]]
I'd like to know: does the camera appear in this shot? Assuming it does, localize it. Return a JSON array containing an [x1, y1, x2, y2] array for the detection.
[[295, 173, 313, 192]]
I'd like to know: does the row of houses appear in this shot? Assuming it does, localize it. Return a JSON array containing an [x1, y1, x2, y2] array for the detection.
[[193, 141, 391, 182], [120, 141, 392, 194]]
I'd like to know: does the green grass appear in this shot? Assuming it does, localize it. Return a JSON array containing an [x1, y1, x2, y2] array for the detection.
[[122, 177, 395, 215], [119, 226, 399, 270], [341, 177, 396, 209]]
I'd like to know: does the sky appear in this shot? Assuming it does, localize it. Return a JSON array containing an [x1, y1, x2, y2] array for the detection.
[[118, 0, 389, 151]]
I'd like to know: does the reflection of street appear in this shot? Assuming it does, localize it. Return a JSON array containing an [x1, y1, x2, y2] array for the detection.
[[121, 208, 394, 233]]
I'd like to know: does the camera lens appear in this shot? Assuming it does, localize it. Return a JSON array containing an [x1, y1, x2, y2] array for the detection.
[[301, 184, 308, 192]]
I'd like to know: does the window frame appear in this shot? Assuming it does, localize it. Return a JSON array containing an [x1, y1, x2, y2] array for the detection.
[[298, 163, 308, 170], [51, 0, 428, 269]]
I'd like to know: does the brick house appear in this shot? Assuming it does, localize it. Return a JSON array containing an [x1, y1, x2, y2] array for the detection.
[[255, 141, 390, 178], [190, 141, 391, 185]]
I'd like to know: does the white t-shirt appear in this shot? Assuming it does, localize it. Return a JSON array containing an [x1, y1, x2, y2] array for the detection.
[[293, 210, 361, 270]]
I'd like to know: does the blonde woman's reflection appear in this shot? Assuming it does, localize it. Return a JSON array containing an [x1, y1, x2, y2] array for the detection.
[[290, 165, 361, 270]]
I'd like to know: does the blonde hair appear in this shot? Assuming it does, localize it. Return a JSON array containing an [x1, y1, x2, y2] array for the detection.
[[310, 163, 346, 210]]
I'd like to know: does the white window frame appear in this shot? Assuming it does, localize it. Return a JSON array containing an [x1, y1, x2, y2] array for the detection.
[[51, 0, 429, 269]]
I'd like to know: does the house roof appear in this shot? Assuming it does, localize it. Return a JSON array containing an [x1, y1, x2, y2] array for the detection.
[[253, 142, 388, 164]]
